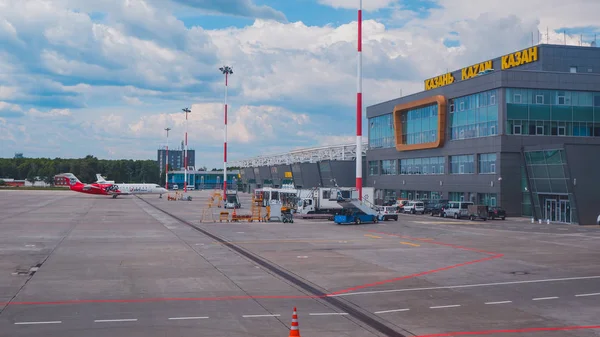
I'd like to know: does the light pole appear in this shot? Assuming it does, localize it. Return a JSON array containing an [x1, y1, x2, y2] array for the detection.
[[219, 65, 233, 199], [182, 108, 191, 193], [356, 0, 363, 200], [164, 127, 171, 189]]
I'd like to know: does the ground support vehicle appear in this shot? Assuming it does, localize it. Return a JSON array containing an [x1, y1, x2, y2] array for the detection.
[[334, 211, 378, 225], [376, 206, 398, 221]]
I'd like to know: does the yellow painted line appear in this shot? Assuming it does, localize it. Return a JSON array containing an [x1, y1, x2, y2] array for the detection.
[[400, 241, 420, 247], [364, 234, 382, 239]]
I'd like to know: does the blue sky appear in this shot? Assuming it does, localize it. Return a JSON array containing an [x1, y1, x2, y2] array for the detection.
[[0, 0, 598, 169]]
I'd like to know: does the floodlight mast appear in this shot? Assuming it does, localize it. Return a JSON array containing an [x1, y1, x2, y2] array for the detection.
[[219, 65, 233, 198]]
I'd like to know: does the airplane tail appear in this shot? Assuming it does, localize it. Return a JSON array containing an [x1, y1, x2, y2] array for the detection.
[[96, 174, 107, 183], [56, 173, 83, 187]]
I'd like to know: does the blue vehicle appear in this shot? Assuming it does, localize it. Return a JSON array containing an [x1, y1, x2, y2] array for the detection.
[[334, 210, 378, 225]]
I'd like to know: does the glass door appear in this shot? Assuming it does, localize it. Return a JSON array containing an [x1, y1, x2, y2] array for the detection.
[[559, 200, 571, 223], [545, 199, 557, 222]]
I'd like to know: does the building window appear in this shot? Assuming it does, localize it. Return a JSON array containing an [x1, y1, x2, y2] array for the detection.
[[449, 89, 499, 141], [536, 125, 544, 135], [401, 104, 438, 145], [368, 114, 395, 149], [535, 95, 544, 104], [506, 88, 600, 138], [400, 157, 445, 175], [514, 94, 522, 103], [450, 155, 474, 174], [450, 103, 455, 112], [570, 66, 577, 73], [381, 160, 397, 175], [478, 153, 497, 174], [368, 161, 380, 176]]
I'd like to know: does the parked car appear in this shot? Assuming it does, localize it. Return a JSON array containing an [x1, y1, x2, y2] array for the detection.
[[488, 206, 506, 220], [423, 199, 448, 214], [377, 206, 399, 221], [403, 201, 425, 214], [430, 203, 450, 217], [443, 201, 474, 219]]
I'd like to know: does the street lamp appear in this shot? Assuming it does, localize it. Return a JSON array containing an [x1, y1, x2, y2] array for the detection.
[[164, 127, 171, 189], [182, 107, 191, 193], [219, 65, 233, 199]]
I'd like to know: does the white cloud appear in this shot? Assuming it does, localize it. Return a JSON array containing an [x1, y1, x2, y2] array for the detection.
[[0, 0, 597, 166], [318, 0, 398, 11]]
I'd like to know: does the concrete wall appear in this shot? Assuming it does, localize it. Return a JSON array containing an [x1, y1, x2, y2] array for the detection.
[[291, 163, 304, 187], [258, 166, 271, 184], [564, 144, 600, 225], [499, 152, 524, 216]]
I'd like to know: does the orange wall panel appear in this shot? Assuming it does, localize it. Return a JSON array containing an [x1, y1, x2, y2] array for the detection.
[[393, 95, 447, 151]]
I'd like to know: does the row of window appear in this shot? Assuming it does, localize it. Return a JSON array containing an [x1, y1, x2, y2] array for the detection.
[[387, 190, 497, 207], [369, 153, 497, 176], [368, 88, 600, 148], [507, 88, 600, 107]]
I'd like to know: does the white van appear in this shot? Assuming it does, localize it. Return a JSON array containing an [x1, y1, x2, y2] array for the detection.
[[172, 185, 178, 190], [443, 201, 473, 219], [403, 201, 425, 214]]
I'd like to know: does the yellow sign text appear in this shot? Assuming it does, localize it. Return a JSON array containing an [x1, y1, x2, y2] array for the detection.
[[461, 60, 493, 80], [424, 73, 455, 91], [284, 171, 292, 178], [502, 46, 538, 70]]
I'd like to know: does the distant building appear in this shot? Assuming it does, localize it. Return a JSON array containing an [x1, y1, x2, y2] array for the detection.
[[14, 153, 23, 159], [167, 169, 239, 190], [157, 148, 195, 173]]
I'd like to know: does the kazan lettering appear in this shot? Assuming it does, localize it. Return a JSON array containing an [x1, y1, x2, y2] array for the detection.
[[425, 73, 455, 90], [502, 46, 538, 70], [461, 60, 492, 80]]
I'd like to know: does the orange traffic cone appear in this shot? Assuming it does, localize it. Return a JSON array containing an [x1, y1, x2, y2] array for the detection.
[[289, 307, 301, 337]]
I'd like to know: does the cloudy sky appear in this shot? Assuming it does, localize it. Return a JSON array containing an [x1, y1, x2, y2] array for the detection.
[[0, 0, 598, 168]]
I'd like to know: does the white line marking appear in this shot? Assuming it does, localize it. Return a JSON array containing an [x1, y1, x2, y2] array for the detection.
[[309, 312, 348, 316], [557, 228, 569, 231], [430, 305, 461, 309], [14, 321, 62, 325], [168, 316, 209, 320], [485, 301, 512, 305], [532, 296, 559, 301], [375, 308, 410, 314], [242, 314, 281, 318], [328, 275, 600, 297], [575, 292, 600, 297], [94, 319, 138, 323]]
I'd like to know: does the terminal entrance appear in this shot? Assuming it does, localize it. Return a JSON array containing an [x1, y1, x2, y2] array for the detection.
[[542, 195, 571, 223]]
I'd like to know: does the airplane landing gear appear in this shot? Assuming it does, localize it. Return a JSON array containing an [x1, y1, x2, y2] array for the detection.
[[112, 194, 118, 199]]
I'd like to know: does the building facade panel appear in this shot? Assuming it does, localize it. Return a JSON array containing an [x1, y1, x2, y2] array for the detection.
[[299, 163, 321, 188], [367, 44, 600, 223]]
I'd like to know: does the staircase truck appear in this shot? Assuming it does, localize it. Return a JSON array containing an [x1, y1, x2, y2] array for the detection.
[[297, 187, 375, 216]]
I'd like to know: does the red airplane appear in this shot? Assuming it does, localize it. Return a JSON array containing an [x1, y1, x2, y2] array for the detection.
[[56, 173, 168, 198]]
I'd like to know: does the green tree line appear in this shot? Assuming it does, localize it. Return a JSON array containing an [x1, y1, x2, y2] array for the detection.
[[0, 155, 160, 185]]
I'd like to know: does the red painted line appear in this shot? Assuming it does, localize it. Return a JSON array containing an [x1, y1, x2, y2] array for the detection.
[[415, 325, 600, 336], [329, 229, 503, 295], [1, 229, 503, 307]]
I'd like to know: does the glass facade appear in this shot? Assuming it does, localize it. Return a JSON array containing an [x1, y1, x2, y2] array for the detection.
[[478, 193, 497, 206], [506, 88, 600, 137], [478, 153, 497, 174], [369, 114, 395, 148], [449, 89, 498, 140], [524, 149, 577, 223], [399, 157, 445, 175], [449, 155, 475, 174], [381, 160, 397, 175], [401, 104, 438, 145]]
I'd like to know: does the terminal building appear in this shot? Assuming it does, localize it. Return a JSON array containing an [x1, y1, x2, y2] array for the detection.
[[166, 170, 239, 190], [366, 44, 600, 225], [234, 43, 600, 225]]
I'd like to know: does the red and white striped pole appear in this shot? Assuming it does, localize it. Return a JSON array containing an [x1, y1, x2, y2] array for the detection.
[[165, 127, 171, 190], [182, 108, 191, 192], [356, 0, 363, 201], [220, 66, 233, 199]]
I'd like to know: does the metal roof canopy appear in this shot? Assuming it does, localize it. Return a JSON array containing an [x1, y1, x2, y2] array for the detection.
[[229, 142, 368, 168]]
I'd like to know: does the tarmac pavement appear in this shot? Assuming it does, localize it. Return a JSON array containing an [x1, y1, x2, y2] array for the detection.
[[0, 189, 598, 337]]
